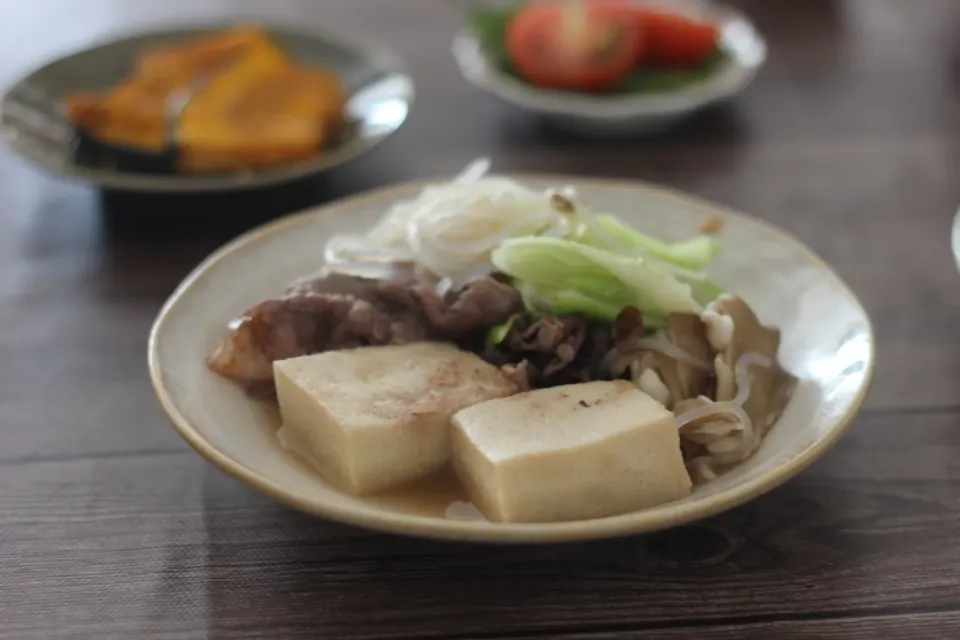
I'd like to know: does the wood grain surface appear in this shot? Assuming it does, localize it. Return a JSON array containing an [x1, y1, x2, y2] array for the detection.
[[2, 0, 959, 638]]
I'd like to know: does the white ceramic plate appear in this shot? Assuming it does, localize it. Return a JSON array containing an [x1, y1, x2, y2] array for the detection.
[[952, 206, 960, 270], [453, 0, 766, 136], [149, 176, 874, 543]]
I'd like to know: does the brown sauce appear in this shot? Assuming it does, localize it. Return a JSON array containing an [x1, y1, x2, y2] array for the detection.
[[264, 374, 797, 521], [271, 412, 485, 521], [365, 467, 482, 520]]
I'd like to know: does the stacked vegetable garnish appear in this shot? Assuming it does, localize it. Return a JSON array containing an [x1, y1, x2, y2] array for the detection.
[[471, 0, 729, 94], [326, 158, 722, 332]]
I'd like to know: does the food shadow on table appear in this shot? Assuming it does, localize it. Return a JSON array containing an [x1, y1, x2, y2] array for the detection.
[[497, 100, 754, 148], [96, 162, 395, 247], [193, 448, 847, 639]]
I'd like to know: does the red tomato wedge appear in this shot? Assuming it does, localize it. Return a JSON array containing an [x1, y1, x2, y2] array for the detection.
[[506, 1, 643, 91], [632, 7, 720, 68]]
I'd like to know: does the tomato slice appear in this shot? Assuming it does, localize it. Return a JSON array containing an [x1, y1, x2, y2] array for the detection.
[[632, 7, 720, 68], [506, 1, 643, 92]]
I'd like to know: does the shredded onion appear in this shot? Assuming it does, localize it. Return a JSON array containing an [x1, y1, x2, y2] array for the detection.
[[433, 264, 493, 295], [326, 158, 572, 282], [324, 234, 416, 266], [316, 261, 413, 282], [456, 157, 491, 183], [603, 331, 714, 377], [677, 400, 752, 438]]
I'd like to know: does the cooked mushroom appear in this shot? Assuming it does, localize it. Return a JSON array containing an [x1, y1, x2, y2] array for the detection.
[[654, 314, 714, 407], [674, 396, 744, 442], [714, 354, 736, 402], [637, 367, 671, 406], [612, 306, 645, 348], [707, 296, 795, 435], [673, 395, 749, 480]]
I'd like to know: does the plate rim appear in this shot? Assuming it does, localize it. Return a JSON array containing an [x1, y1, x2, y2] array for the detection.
[[951, 206, 960, 270], [451, 0, 767, 120], [148, 175, 876, 543], [0, 21, 415, 193]]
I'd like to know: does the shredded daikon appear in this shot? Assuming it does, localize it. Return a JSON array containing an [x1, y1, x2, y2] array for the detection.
[[324, 158, 572, 286]]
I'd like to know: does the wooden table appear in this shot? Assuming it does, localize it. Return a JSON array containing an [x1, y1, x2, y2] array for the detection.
[[3, 0, 960, 637]]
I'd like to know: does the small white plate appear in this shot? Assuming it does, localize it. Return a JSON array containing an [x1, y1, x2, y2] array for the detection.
[[952, 207, 960, 269], [453, 0, 766, 136], [149, 175, 873, 543]]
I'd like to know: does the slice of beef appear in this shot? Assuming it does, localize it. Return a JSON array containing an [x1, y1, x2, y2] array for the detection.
[[483, 314, 614, 388], [378, 275, 522, 337], [207, 274, 523, 389], [207, 292, 409, 386]]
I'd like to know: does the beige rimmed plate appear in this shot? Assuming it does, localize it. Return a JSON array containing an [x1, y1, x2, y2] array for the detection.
[[148, 176, 874, 543]]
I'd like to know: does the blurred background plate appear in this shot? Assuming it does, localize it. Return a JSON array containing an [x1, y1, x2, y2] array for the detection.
[[0, 24, 414, 193], [952, 206, 960, 270], [453, 0, 765, 137]]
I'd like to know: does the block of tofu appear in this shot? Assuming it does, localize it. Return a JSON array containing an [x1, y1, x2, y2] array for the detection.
[[451, 381, 693, 523], [273, 342, 518, 495]]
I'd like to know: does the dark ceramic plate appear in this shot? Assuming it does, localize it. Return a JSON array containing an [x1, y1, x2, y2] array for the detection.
[[0, 24, 414, 192]]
